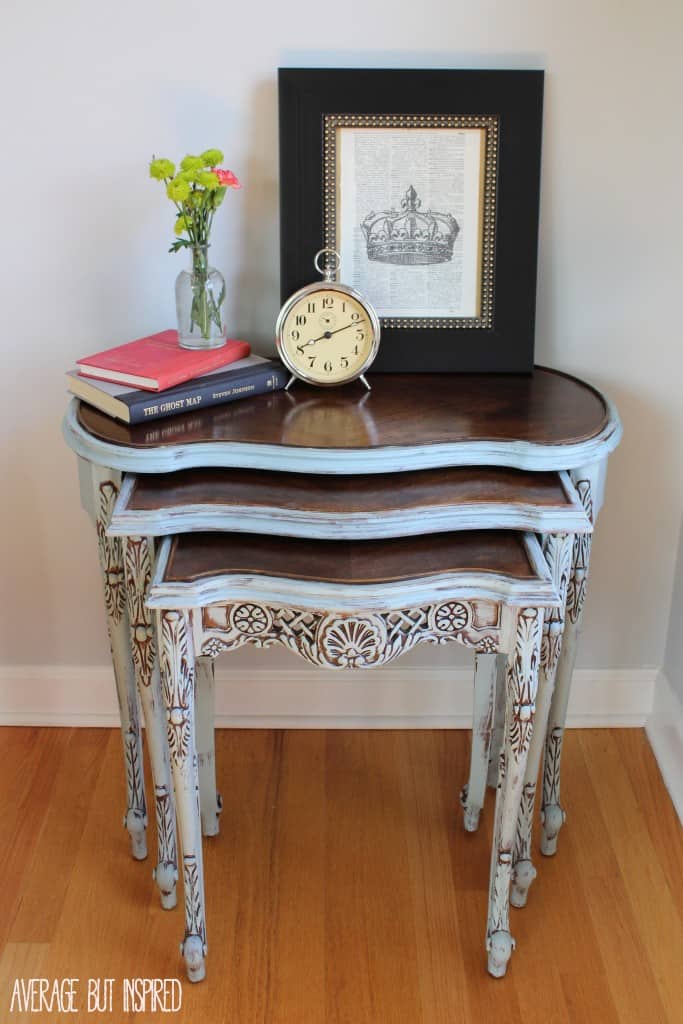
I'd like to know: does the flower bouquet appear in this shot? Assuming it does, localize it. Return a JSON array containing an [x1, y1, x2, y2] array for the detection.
[[150, 150, 241, 349]]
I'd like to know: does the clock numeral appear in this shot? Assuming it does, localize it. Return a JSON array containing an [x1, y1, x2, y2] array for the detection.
[[324, 360, 333, 373], [355, 329, 365, 341], [295, 314, 307, 325], [308, 356, 316, 367], [353, 345, 359, 355], [307, 301, 316, 313], [341, 301, 347, 312], [296, 344, 305, 355], [341, 356, 349, 368], [322, 297, 334, 309], [350, 311, 361, 322], [290, 329, 300, 341]]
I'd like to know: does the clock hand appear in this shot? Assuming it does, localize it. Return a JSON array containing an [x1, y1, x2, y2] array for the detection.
[[303, 321, 360, 347]]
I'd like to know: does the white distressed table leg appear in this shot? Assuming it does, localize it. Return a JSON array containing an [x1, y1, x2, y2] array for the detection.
[[486, 656, 507, 788], [159, 610, 207, 983], [124, 536, 178, 909], [541, 468, 599, 856], [461, 652, 497, 832], [195, 656, 222, 837], [93, 466, 147, 860], [486, 606, 543, 978], [511, 533, 572, 907]]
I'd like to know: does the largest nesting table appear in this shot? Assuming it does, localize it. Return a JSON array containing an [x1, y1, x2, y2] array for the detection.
[[62, 368, 622, 978]]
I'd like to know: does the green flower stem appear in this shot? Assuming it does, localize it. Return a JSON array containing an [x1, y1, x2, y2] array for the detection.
[[189, 246, 222, 340]]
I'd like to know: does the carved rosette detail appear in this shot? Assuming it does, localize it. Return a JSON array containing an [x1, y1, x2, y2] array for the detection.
[[230, 602, 272, 636], [124, 537, 156, 682], [199, 599, 501, 667], [540, 533, 572, 675], [317, 615, 387, 668], [96, 481, 126, 625], [432, 601, 469, 633], [160, 612, 194, 767], [506, 608, 542, 761], [567, 480, 593, 625]]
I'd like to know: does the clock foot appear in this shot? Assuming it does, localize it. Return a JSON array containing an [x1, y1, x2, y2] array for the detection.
[[285, 374, 297, 391], [360, 374, 372, 391]]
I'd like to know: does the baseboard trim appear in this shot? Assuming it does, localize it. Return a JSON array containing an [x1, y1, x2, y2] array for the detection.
[[645, 670, 683, 824], [0, 664, 657, 729]]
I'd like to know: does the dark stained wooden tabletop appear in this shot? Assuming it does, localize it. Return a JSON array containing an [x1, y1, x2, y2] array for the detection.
[[164, 530, 537, 585], [77, 369, 611, 451]]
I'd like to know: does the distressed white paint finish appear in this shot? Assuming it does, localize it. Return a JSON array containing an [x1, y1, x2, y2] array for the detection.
[[194, 657, 222, 838], [63, 396, 622, 475], [157, 609, 207, 984], [541, 463, 601, 857], [147, 532, 558, 615], [511, 531, 573, 907], [109, 469, 592, 540], [123, 535, 178, 909], [486, 657, 507, 788], [487, 606, 543, 977], [464, 458, 609, 864], [149, 558, 556, 981], [460, 652, 497, 833], [89, 463, 148, 861]]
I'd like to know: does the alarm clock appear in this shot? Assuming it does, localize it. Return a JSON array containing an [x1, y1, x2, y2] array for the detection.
[[275, 249, 380, 390]]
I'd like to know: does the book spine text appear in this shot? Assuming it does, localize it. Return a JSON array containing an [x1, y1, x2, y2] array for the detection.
[[127, 365, 288, 423]]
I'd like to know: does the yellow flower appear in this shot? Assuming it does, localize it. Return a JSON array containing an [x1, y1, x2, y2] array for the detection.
[[149, 157, 175, 180], [180, 155, 204, 172], [174, 215, 191, 236], [167, 177, 191, 202], [196, 170, 219, 190], [200, 148, 224, 166]]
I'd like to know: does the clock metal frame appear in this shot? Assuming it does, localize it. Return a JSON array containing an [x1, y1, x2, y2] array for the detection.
[[276, 279, 381, 389]]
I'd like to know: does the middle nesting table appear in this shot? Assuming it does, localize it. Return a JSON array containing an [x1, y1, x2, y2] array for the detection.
[[108, 465, 591, 978]]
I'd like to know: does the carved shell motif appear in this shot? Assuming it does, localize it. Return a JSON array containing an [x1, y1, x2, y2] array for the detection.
[[317, 615, 387, 668]]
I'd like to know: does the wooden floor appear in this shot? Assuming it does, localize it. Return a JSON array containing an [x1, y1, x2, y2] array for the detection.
[[0, 727, 681, 1023]]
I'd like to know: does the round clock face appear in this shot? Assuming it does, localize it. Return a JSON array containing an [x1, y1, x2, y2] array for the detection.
[[277, 285, 379, 386]]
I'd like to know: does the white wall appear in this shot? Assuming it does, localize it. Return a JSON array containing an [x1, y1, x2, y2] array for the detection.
[[1, 0, 681, 679], [664, 519, 683, 702]]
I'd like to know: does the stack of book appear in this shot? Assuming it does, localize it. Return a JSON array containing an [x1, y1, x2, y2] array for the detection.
[[67, 329, 288, 424]]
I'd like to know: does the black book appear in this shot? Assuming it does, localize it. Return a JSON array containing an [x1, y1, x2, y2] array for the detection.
[[67, 355, 288, 424]]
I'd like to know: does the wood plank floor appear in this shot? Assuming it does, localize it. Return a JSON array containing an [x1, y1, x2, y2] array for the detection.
[[0, 727, 681, 1023]]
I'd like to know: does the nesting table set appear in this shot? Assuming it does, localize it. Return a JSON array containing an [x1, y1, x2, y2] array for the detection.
[[63, 369, 621, 981]]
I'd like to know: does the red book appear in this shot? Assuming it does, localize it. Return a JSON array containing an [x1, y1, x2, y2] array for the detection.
[[76, 329, 251, 392]]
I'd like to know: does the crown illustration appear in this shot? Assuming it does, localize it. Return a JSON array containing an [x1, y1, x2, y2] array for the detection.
[[361, 186, 459, 266]]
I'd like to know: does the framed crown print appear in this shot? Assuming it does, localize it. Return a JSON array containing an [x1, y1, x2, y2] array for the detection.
[[278, 68, 544, 373]]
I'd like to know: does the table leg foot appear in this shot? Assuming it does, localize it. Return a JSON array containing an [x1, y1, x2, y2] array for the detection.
[[510, 859, 537, 907], [124, 807, 147, 861], [153, 860, 178, 910], [181, 935, 206, 983], [486, 930, 515, 978], [540, 802, 566, 856], [459, 784, 481, 833]]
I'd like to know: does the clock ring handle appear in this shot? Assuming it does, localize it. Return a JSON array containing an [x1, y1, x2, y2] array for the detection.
[[314, 248, 341, 282]]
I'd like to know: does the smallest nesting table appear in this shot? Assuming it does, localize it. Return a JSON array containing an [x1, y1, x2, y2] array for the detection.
[[146, 528, 562, 981]]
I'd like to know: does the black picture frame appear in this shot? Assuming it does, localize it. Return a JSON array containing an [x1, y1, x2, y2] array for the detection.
[[278, 68, 544, 373]]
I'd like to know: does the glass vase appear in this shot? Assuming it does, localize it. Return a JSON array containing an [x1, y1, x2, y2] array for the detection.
[[175, 244, 227, 349]]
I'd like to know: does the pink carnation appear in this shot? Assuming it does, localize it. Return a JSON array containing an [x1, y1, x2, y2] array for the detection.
[[213, 168, 241, 188]]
